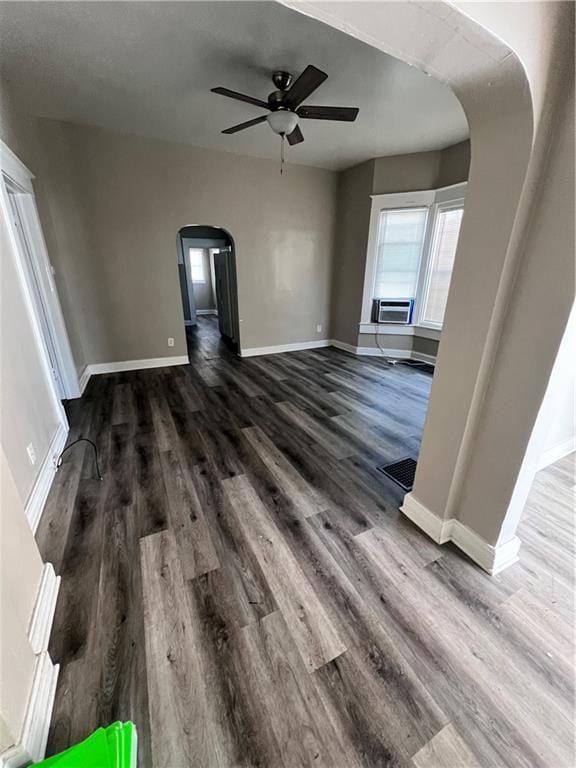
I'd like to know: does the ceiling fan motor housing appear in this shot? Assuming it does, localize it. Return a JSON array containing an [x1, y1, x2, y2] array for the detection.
[[272, 70, 293, 91], [268, 90, 290, 111]]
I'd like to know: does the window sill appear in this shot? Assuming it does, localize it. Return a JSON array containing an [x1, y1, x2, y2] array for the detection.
[[358, 323, 441, 341]]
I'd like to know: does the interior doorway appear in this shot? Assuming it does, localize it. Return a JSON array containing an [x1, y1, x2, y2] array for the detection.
[[177, 225, 240, 354]]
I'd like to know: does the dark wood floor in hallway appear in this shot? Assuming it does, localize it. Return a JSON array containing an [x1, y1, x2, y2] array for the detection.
[[37, 317, 574, 767]]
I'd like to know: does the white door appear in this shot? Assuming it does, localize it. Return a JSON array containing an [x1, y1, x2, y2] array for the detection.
[[8, 193, 66, 398]]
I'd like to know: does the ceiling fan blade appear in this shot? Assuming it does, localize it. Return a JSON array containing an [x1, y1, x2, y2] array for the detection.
[[211, 87, 269, 110], [284, 65, 328, 109], [297, 105, 359, 121], [222, 115, 268, 134], [287, 125, 304, 146]]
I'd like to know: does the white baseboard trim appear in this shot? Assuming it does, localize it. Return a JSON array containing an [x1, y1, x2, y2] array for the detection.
[[234, 337, 435, 363], [75, 356, 191, 394], [196, 309, 217, 315], [400, 493, 451, 544], [400, 492, 521, 575], [25, 421, 69, 535], [329, 339, 359, 354], [330, 339, 436, 365], [78, 365, 90, 396], [450, 522, 521, 576], [411, 351, 437, 365], [356, 346, 413, 358], [537, 437, 575, 471], [87, 355, 189, 375], [0, 652, 59, 767], [240, 339, 331, 357], [28, 563, 60, 655]]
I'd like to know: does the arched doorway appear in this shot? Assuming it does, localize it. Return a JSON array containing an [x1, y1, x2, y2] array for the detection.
[[280, 1, 573, 572], [177, 225, 240, 356]]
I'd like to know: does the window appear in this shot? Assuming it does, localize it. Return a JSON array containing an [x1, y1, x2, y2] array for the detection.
[[361, 184, 467, 331], [188, 248, 206, 283], [373, 208, 428, 300], [420, 206, 464, 327]]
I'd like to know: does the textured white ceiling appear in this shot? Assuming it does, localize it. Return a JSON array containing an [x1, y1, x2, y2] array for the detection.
[[0, 1, 469, 171]]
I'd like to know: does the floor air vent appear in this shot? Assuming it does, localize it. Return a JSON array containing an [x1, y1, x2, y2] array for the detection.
[[377, 457, 417, 491]]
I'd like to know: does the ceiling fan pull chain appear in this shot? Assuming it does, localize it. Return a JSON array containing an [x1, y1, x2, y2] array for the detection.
[[280, 133, 285, 175]]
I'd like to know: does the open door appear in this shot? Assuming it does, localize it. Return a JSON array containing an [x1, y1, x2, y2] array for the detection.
[[214, 247, 234, 339], [178, 235, 197, 326], [176, 225, 239, 352]]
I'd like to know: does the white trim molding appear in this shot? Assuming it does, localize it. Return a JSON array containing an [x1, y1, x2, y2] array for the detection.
[[78, 365, 91, 396], [73, 355, 194, 396], [0, 139, 34, 192], [196, 309, 218, 316], [359, 323, 441, 341], [87, 355, 189, 376], [449, 522, 521, 576], [400, 494, 449, 543], [537, 438, 575, 471], [330, 340, 436, 366], [25, 421, 69, 534], [411, 351, 437, 366], [240, 339, 331, 357], [27, 563, 61, 656], [401, 492, 521, 575], [1, 147, 70, 423], [329, 339, 361, 355], [356, 346, 412, 359], [0, 652, 59, 767], [1, 141, 80, 401]]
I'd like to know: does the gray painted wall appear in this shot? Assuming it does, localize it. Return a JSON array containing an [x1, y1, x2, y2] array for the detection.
[[356, 334, 412, 352], [34, 120, 337, 361], [356, 333, 438, 357], [330, 160, 375, 346]]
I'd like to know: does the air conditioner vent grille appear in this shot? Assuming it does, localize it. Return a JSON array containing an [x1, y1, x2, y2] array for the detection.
[[372, 298, 413, 324]]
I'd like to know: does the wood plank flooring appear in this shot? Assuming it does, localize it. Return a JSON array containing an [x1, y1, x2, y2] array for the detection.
[[37, 317, 575, 767]]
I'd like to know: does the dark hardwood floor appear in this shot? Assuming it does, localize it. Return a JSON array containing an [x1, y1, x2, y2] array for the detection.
[[37, 317, 574, 767]]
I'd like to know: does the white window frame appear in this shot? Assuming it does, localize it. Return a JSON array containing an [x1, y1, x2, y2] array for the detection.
[[188, 247, 206, 284], [417, 197, 466, 330], [359, 182, 467, 339]]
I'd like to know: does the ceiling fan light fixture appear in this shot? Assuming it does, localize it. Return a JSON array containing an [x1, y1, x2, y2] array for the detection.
[[267, 110, 299, 136]]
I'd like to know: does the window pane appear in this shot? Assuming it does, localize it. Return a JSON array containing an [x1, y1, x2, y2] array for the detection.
[[373, 208, 428, 299], [188, 248, 206, 283], [422, 207, 463, 326]]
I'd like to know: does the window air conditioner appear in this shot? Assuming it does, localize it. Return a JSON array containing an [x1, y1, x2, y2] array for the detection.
[[372, 299, 414, 324]]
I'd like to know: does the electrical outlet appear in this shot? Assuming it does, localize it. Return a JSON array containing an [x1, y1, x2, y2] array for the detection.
[[26, 443, 36, 466], [316, 324, 323, 333], [167, 337, 175, 348]]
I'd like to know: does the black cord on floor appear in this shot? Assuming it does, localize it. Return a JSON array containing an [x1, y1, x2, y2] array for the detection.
[[374, 329, 432, 369], [56, 438, 103, 481]]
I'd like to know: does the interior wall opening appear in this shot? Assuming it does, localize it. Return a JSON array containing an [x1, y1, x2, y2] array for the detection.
[[356, 177, 469, 493], [176, 224, 240, 356]]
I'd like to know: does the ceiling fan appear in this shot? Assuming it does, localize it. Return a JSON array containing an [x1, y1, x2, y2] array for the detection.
[[211, 65, 359, 147]]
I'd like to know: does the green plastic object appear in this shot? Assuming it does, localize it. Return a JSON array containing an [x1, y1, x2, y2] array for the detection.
[[32, 721, 137, 768]]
